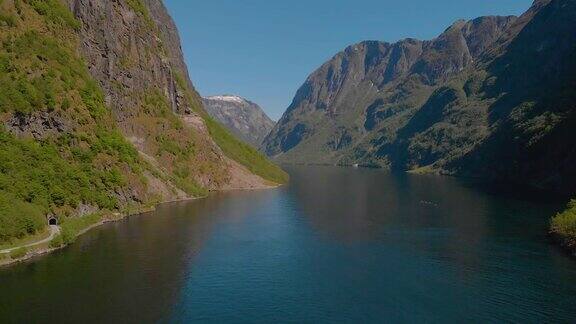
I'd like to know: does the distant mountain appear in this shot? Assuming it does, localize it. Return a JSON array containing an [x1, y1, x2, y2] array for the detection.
[[203, 95, 275, 147], [262, 0, 576, 194]]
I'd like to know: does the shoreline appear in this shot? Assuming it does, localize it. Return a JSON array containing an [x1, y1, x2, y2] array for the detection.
[[0, 206, 159, 268], [0, 185, 281, 268], [549, 232, 576, 258]]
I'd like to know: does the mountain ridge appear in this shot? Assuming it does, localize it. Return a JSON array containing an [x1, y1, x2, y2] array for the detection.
[[262, 0, 575, 194], [263, 14, 518, 157]]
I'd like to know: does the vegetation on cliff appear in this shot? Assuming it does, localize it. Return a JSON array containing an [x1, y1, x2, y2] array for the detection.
[[551, 200, 576, 251], [0, 0, 287, 246], [205, 116, 288, 184], [0, 0, 154, 243]]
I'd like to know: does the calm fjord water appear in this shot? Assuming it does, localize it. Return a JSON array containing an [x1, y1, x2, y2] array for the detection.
[[1, 166, 575, 323]]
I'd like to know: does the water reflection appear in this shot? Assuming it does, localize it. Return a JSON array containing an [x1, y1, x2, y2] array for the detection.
[[0, 192, 274, 323], [289, 166, 566, 264], [0, 166, 575, 323]]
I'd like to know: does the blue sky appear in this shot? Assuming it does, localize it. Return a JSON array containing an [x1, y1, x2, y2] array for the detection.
[[164, 0, 533, 120]]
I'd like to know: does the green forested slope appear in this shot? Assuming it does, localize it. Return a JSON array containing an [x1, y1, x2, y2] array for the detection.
[[0, 0, 153, 242]]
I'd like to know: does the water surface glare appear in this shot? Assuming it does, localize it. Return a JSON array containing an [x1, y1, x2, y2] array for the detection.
[[1, 166, 575, 323]]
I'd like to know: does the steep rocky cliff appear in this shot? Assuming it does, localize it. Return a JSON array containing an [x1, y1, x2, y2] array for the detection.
[[202, 95, 275, 147], [263, 0, 575, 194], [0, 0, 286, 243], [66, 0, 286, 192]]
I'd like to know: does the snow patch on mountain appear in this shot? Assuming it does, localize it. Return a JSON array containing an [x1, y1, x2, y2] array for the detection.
[[206, 95, 245, 104]]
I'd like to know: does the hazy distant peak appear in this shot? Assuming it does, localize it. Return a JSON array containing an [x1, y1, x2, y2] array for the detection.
[[202, 95, 275, 147]]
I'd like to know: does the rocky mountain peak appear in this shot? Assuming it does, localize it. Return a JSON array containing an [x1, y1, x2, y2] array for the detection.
[[203, 95, 275, 147]]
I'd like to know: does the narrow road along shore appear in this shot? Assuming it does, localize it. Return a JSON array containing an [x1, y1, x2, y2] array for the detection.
[[0, 225, 60, 254]]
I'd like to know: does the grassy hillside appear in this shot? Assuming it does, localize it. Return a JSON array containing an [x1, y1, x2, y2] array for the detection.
[[173, 72, 288, 185], [204, 116, 289, 184], [0, 0, 152, 244]]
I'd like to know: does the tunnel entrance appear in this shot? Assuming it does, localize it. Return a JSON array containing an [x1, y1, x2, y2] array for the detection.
[[48, 217, 57, 226]]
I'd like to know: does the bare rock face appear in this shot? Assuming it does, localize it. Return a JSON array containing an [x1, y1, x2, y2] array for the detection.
[[67, 0, 192, 118], [6, 112, 71, 140], [202, 96, 275, 147], [142, 0, 194, 88], [263, 0, 576, 194]]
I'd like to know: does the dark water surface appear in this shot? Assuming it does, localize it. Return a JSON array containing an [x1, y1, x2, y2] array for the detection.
[[1, 166, 575, 323]]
